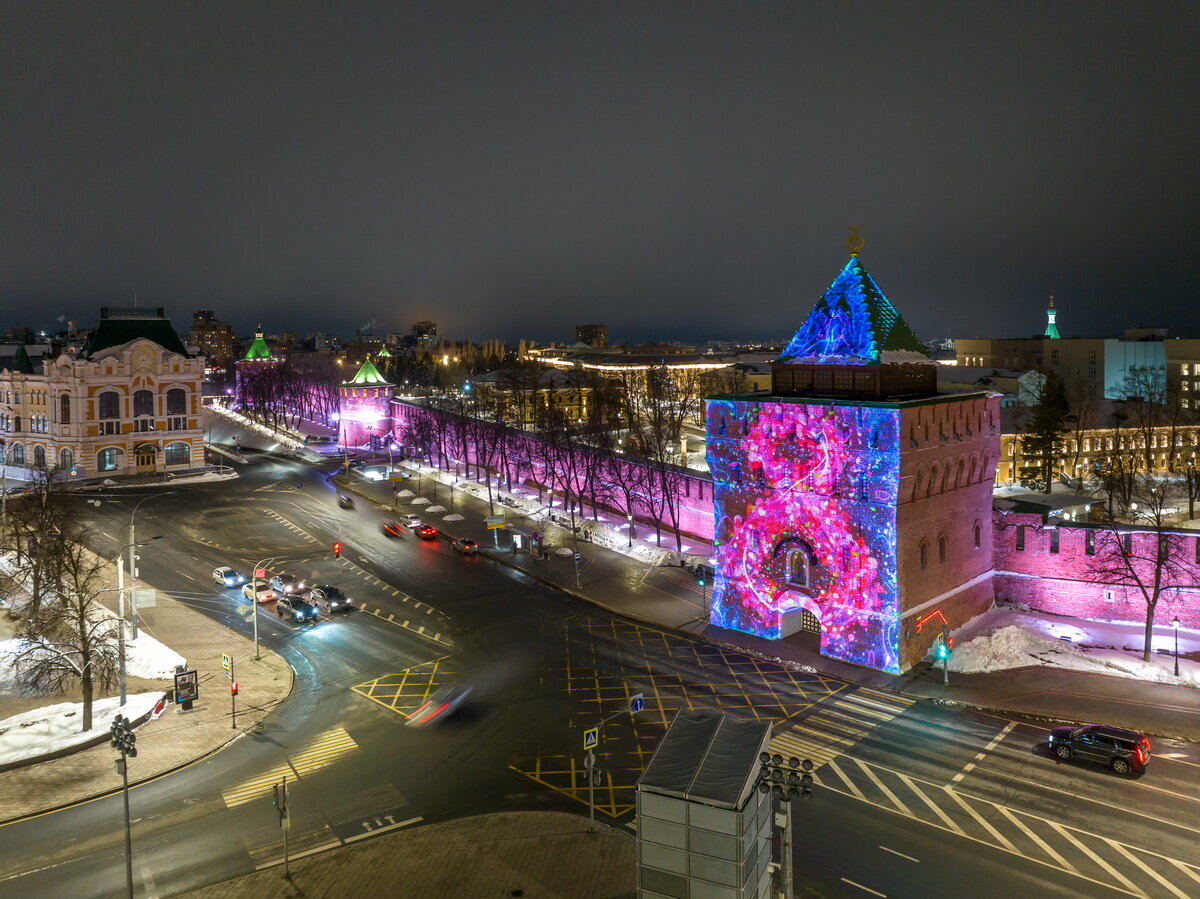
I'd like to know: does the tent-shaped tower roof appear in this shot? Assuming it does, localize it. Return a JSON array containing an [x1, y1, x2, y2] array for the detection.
[[243, 326, 273, 361], [345, 357, 392, 387], [777, 256, 928, 365]]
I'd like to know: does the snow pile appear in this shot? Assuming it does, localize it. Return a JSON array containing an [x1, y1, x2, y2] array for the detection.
[[125, 632, 187, 680], [0, 693, 162, 768], [948, 608, 1200, 686]]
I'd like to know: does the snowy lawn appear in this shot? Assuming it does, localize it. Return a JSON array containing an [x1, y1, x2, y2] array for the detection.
[[948, 605, 1200, 687], [0, 692, 163, 768], [0, 630, 184, 766]]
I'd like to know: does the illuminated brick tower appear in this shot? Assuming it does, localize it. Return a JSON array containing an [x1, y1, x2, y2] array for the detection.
[[338, 356, 393, 449], [706, 247, 1000, 673], [234, 324, 279, 408]]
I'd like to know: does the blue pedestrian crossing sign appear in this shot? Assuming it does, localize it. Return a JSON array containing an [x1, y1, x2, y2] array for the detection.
[[583, 727, 599, 750], [630, 693, 645, 714]]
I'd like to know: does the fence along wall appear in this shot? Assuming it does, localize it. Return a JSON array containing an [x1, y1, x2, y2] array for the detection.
[[389, 400, 715, 544]]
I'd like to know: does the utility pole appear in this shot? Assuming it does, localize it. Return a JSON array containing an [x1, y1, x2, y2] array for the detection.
[[115, 559, 128, 707], [110, 715, 138, 899], [273, 777, 292, 877]]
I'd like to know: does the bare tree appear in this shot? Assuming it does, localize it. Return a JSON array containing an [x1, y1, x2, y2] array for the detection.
[[1087, 474, 1199, 661], [8, 528, 120, 731]]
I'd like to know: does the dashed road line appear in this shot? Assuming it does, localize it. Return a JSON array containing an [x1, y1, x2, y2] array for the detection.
[[952, 721, 1016, 783]]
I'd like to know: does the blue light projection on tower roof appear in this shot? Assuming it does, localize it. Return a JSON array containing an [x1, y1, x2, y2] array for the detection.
[[777, 257, 925, 364]]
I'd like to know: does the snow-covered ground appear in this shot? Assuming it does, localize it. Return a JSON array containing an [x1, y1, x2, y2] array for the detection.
[[0, 692, 163, 768], [0, 630, 184, 766], [948, 605, 1200, 687]]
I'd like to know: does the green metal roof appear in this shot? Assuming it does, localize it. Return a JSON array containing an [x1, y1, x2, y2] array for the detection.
[[83, 308, 190, 359], [345, 357, 391, 386], [376, 345, 391, 358], [242, 329, 273, 360]]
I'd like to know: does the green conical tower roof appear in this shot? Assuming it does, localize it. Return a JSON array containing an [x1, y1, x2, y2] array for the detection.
[[345, 356, 392, 386], [9, 343, 34, 374], [376, 345, 391, 358], [1044, 296, 1061, 339], [243, 326, 272, 361]]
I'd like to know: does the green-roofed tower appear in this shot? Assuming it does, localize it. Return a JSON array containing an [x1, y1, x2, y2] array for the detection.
[[339, 357, 393, 450], [1043, 296, 1061, 339], [243, 326, 273, 361]]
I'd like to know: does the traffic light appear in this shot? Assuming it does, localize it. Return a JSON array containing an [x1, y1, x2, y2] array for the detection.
[[332, 541, 342, 558], [933, 636, 950, 660], [696, 570, 706, 587], [230, 681, 239, 696]]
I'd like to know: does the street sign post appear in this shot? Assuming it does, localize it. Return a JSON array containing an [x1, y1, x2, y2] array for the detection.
[[224, 655, 237, 729], [583, 727, 599, 749], [583, 745, 598, 833], [221, 653, 232, 676], [630, 693, 645, 714]]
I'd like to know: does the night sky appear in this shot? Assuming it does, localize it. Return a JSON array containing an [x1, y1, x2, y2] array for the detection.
[[3, 2, 1197, 346]]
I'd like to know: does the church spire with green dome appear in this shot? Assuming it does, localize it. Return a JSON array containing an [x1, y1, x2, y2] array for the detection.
[[346, 356, 391, 386], [243, 325, 273, 360], [1044, 295, 1061, 339]]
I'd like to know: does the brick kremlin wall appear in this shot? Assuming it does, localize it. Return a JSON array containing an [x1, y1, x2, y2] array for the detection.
[[993, 510, 1200, 629]]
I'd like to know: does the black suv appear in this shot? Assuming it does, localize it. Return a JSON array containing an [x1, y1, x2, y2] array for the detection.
[[276, 594, 319, 624], [1047, 724, 1150, 775], [310, 585, 354, 614]]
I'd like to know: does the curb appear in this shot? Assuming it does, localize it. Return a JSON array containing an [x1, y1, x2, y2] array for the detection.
[[0, 647, 297, 828]]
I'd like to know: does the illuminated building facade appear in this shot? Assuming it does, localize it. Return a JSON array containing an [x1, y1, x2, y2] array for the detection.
[[708, 255, 1000, 673]]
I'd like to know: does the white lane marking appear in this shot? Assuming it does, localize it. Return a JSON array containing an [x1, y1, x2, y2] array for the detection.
[[856, 758, 912, 817], [343, 815, 424, 843], [942, 787, 1019, 854], [825, 760, 867, 801], [897, 773, 964, 835], [1167, 857, 1200, 886], [879, 845, 919, 863], [1048, 822, 1147, 898], [1106, 839, 1190, 899], [840, 878, 887, 897], [996, 806, 1077, 873], [952, 721, 1016, 783]]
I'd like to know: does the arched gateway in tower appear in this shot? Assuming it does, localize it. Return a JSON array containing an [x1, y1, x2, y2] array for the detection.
[[706, 253, 1001, 673]]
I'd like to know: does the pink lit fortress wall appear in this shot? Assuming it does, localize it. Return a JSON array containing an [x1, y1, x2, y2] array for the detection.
[[993, 511, 1200, 629]]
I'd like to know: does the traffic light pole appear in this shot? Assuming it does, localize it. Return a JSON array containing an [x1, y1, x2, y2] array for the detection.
[[942, 625, 950, 686], [110, 715, 138, 899]]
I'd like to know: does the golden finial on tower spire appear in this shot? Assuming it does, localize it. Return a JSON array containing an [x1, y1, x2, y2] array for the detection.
[[845, 226, 864, 257], [1048, 294, 1055, 309]]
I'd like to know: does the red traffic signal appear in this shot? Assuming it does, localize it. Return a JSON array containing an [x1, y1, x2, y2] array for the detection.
[[332, 541, 342, 557], [230, 682, 239, 695]]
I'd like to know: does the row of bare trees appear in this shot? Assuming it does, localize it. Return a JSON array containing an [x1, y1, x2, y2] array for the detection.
[[238, 358, 340, 430], [397, 393, 698, 550], [0, 467, 119, 731]]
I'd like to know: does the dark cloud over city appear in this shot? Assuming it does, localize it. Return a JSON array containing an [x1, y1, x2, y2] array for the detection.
[[2, 1, 1197, 345]]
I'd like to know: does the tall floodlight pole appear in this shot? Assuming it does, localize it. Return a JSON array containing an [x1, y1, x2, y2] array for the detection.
[[127, 493, 173, 639]]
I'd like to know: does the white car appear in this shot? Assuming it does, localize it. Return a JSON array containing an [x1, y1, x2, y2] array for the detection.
[[241, 579, 276, 604], [402, 514, 423, 529], [213, 566, 245, 588]]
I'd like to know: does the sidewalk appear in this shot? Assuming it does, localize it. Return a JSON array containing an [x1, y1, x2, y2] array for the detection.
[[339, 463, 1200, 743], [0, 588, 293, 823], [184, 811, 634, 899]]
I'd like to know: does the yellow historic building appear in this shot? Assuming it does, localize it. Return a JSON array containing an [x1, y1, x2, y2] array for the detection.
[[0, 307, 205, 479]]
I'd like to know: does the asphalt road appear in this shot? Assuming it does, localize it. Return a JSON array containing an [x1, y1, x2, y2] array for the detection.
[[0, 452, 1197, 897]]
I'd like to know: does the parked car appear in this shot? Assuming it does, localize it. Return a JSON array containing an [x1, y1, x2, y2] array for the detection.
[[270, 573, 306, 595], [416, 525, 438, 540], [338, 494, 355, 509], [242, 579, 276, 604], [402, 514, 423, 528], [1047, 724, 1150, 775], [406, 684, 473, 727], [451, 538, 479, 555], [382, 520, 404, 538], [310, 585, 354, 614], [212, 566, 245, 587], [277, 594, 319, 624]]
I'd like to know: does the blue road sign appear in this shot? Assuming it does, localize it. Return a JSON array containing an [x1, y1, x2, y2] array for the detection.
[[630, 693, 645, 714], [573, 552, 582, 563], [583, 726, 599, 750]]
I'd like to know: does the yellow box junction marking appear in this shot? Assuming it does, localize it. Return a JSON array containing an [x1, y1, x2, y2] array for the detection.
[[351, 656, 456, 718]]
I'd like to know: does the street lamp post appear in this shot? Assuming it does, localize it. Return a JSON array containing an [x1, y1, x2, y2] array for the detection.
[[127, 493, 174, 639], [113, 536, 161, 707], [1172, 617, 1181, 677], [251, 557, 276, 661]]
